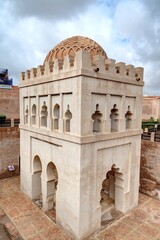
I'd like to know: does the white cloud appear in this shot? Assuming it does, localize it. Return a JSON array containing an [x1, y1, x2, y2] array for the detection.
[[0, 0, 159, 96]]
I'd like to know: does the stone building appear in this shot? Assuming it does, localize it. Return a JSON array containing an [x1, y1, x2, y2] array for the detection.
[[0, 84, 20, 177], [0, 127, 20, 177], [142, 96, 160, 120], [19, 36, 144, 239], [0, 86, 19, 119]]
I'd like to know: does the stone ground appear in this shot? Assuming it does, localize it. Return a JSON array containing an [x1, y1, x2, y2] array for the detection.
[[0, 177, 160, 240]]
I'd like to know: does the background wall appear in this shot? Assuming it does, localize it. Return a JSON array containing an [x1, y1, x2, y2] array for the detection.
[[0, 86, 19, 119], [0, 127, 20, 178], [140, 140, 160, 199], [142, 96, 160, 120]]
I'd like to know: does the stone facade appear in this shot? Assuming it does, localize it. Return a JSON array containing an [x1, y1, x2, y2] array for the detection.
[[142, 96, 160, 120], [0, 86, 19, 119], [140, 140, 160, 199], [0, 127, 20, 177], [20, 36, 144, 239]]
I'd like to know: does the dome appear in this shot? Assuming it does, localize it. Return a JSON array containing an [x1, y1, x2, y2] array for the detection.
[[44, 36, 107, 63]]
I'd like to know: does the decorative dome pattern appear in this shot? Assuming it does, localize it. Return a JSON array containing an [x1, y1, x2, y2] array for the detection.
[[44, 36, 107, 63]]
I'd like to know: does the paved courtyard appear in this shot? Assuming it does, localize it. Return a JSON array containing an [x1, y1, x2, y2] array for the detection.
[[0, 176, 160, 240]]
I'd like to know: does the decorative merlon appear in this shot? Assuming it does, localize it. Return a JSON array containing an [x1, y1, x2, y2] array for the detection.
[[20, 50, 143, 84]]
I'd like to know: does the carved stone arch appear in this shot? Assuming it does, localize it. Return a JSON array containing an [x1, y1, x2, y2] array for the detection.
[[92, 104, 103, 133], [100, 163, 124, 225], [47, 162, 58, 181], [55, 49, 61, 59], [41, 101, 48, 127], [65, 105, 72, 132], [61, 48, 67, 59], [53, 104, 60, 130], [125, 105, 133, 129], [31, 104, 36, 125], [110, 104, 119, 132], [33, 155, 42, 173], [68, 48, 74, 57], [32, 155, 42, 204], [46, 162, 58, 211]]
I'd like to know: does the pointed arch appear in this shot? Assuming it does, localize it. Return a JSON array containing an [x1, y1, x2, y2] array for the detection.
[[32, 155, 42, 203], [46, 162, 58, 211], [33, 155, 42, 172], [41, 101, 48, 127], [53, 104, 60, 130], [68, 48, 74, 57], [31, 104, 36, 125]]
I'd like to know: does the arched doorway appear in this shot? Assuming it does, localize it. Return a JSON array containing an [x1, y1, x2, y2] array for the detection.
[[46, 162, 58, 214], [32, 156, 42, 207], [100, 164, 123, 226]]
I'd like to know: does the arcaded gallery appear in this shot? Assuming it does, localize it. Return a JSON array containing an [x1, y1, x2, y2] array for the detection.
[[19, 36, 144, 239]]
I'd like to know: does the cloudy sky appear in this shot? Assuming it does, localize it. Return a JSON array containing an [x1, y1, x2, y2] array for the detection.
[[0, 0, 160, 95]]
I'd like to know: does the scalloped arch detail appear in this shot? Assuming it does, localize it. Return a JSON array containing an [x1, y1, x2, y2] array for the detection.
[[44, 36, 107, 63]]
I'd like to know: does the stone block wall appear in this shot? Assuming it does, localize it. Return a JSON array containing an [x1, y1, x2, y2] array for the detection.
[[142, 96, 160, 120], [140, 140, 160, 199], [0, 86, 19, 119], [0, 127, 20, 178]]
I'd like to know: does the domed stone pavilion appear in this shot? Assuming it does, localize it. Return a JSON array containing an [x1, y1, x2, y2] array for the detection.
[[20, 36, 144, 240]]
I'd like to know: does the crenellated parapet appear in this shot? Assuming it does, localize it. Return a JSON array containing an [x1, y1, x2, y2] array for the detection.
[[20, 50, 143, 86]]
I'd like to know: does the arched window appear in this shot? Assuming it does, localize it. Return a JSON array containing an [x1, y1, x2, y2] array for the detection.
[[31, 104, 36, 125], [25, 105, 28, 124], [110, 104, 119, 132], [125, 106, 132, 129], [41, 102, 48, 127], [65, 105, 72, 132], [53, 104, 60, 130], [92, 104, 103, 133]]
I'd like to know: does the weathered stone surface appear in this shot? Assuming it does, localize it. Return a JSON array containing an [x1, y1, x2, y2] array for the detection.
[[0, 86, 19, 119], [0, 127, 20, 174], [20, 36, 143, 239], [44, 36, 108, 63], [140, 178, 157, 191], [0, 224, 11, 240], [0, 208, 22, 240], [140, 140, 160, 197]]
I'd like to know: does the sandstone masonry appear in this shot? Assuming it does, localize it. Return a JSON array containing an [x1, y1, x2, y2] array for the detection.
[[0, 127, 20, 178], [0, 86, 19, 119], [20, 36, 144, 239], [140, 140, 160, 199]]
